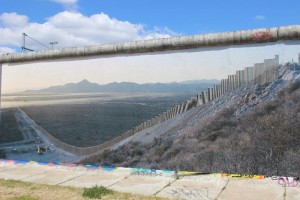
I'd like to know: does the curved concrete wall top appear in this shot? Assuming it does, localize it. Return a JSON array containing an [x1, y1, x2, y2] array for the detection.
[[0, 25, 300, 64]]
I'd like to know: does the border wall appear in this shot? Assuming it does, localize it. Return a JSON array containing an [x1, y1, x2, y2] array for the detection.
[[130, 55, 280, 135], [0, 25, 299, 64]]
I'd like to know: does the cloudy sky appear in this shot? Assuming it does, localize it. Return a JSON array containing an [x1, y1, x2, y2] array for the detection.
[[0, 0, 299, 53], [0, 0, 300, 93]]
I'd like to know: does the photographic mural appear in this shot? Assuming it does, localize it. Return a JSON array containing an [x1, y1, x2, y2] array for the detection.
[[0, 40, 300, 177]]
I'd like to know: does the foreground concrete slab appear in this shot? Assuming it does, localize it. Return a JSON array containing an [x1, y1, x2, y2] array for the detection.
[[0, 163, 18, 171], [110, 175, 175, 196], [0, 161, 299, 200], [218, 178, 284, 200], [286, 187, 300, 200], [0, 164, 51, 180], [22, 168, 86, 185], [157, 175, 227, 200], [61, 171, 128, 188]]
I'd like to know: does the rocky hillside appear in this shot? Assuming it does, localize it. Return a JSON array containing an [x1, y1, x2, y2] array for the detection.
[[83, 64, 300, 177]]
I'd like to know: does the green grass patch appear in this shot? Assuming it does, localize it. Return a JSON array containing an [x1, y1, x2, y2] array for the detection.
[[10, 195, 39, 200], [0, 178, 169, 200], [83, 185, 114, 199], [1, 179, 33, 188]]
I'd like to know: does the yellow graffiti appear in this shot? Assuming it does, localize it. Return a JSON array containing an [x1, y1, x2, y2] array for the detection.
[[221, 173, 264, 179], [178, 171, 208, 176]]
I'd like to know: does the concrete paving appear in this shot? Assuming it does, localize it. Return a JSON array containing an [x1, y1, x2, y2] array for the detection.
[[61, 171, 128, 188], [286, 187, 300, 200], [0, 161, 299, 200], [0, 163, 51, 181], [22, 168, 85, 185], [218, 178, 284, 200], [157, 175, 228, 200], [110, 175, 174, 196]]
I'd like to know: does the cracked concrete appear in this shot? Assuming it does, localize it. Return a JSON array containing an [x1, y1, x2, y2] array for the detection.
[[0, 161, 299, 200]]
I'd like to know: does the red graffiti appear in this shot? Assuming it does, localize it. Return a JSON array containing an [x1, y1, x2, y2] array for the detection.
[[252, 31, 273, 41]]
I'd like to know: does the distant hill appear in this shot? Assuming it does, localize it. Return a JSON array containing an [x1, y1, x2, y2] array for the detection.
[[23, 79, 219, 94]]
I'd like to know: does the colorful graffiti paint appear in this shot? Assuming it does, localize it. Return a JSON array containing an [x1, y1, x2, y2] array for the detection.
[[252, 31, 274, 41], [101, 165, 117, 172], [3, 158, 300, 188], [130, 168, 175, 177], [221, 173, 265, 179], [272, 176, 299, 188], [178, 171, 210, 176], [131, 168, 163, 176]]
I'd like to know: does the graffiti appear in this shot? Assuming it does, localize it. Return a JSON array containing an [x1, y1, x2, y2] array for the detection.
[[221, 173, 264, 179], [252, 31, 273, 41], [1, 159, 15, 163], [131, 171, 162, 176], [178, 171, 210, 176], [10, 160, 29, 164], [169, 187, 212, 200], [101, 165, 117, 172], [272, 176, 299, 187], [82, 164, 98, 170], [58, 162, 77, 167], [130, 168, 177, 177], [130, 168, 163, 176]]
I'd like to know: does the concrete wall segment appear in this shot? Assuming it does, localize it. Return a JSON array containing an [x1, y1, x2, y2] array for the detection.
[[1, 25, 300, 64]]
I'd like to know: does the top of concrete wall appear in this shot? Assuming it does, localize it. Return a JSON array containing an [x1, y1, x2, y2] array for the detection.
[[1, 25, 300, 64]]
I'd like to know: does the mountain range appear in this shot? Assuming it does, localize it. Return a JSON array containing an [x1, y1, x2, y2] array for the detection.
[[23, 79, 219, 94]]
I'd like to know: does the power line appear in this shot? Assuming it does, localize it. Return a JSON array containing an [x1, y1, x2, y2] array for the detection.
[[22, 33, 52, 51], [26, 34, 51, 50]]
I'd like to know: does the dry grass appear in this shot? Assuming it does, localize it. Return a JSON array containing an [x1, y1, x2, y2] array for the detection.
[[92, 82, 300, 177], [0, 179, 169, 200]]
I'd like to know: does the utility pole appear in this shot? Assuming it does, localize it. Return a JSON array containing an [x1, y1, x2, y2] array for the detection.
[[22, 33, 26, 52], [49, 42, 58, 50], [21, 33, 34, 52]]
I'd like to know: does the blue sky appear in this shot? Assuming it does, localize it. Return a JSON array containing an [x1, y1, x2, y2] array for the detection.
[[0, 0, 299, 53]]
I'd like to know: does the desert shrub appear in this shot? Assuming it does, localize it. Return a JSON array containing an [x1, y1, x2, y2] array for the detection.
[[153, 146, 165, 157], [194, 108, 236, 140], [287, 81, 300, 94], [162, 146, 181, 160], [186, 98, 198, 110], [279, 150, 300, 177], [263, 100, 282, 113], [252, 108, 300, 176], [82, 185, 113, 199]]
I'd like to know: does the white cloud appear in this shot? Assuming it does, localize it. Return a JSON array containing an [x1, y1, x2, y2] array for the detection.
[[0, 12, 28, 28], [255, 15, 266, 20], [0, 47, 16, 54], [0, 11, 176, 53]]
